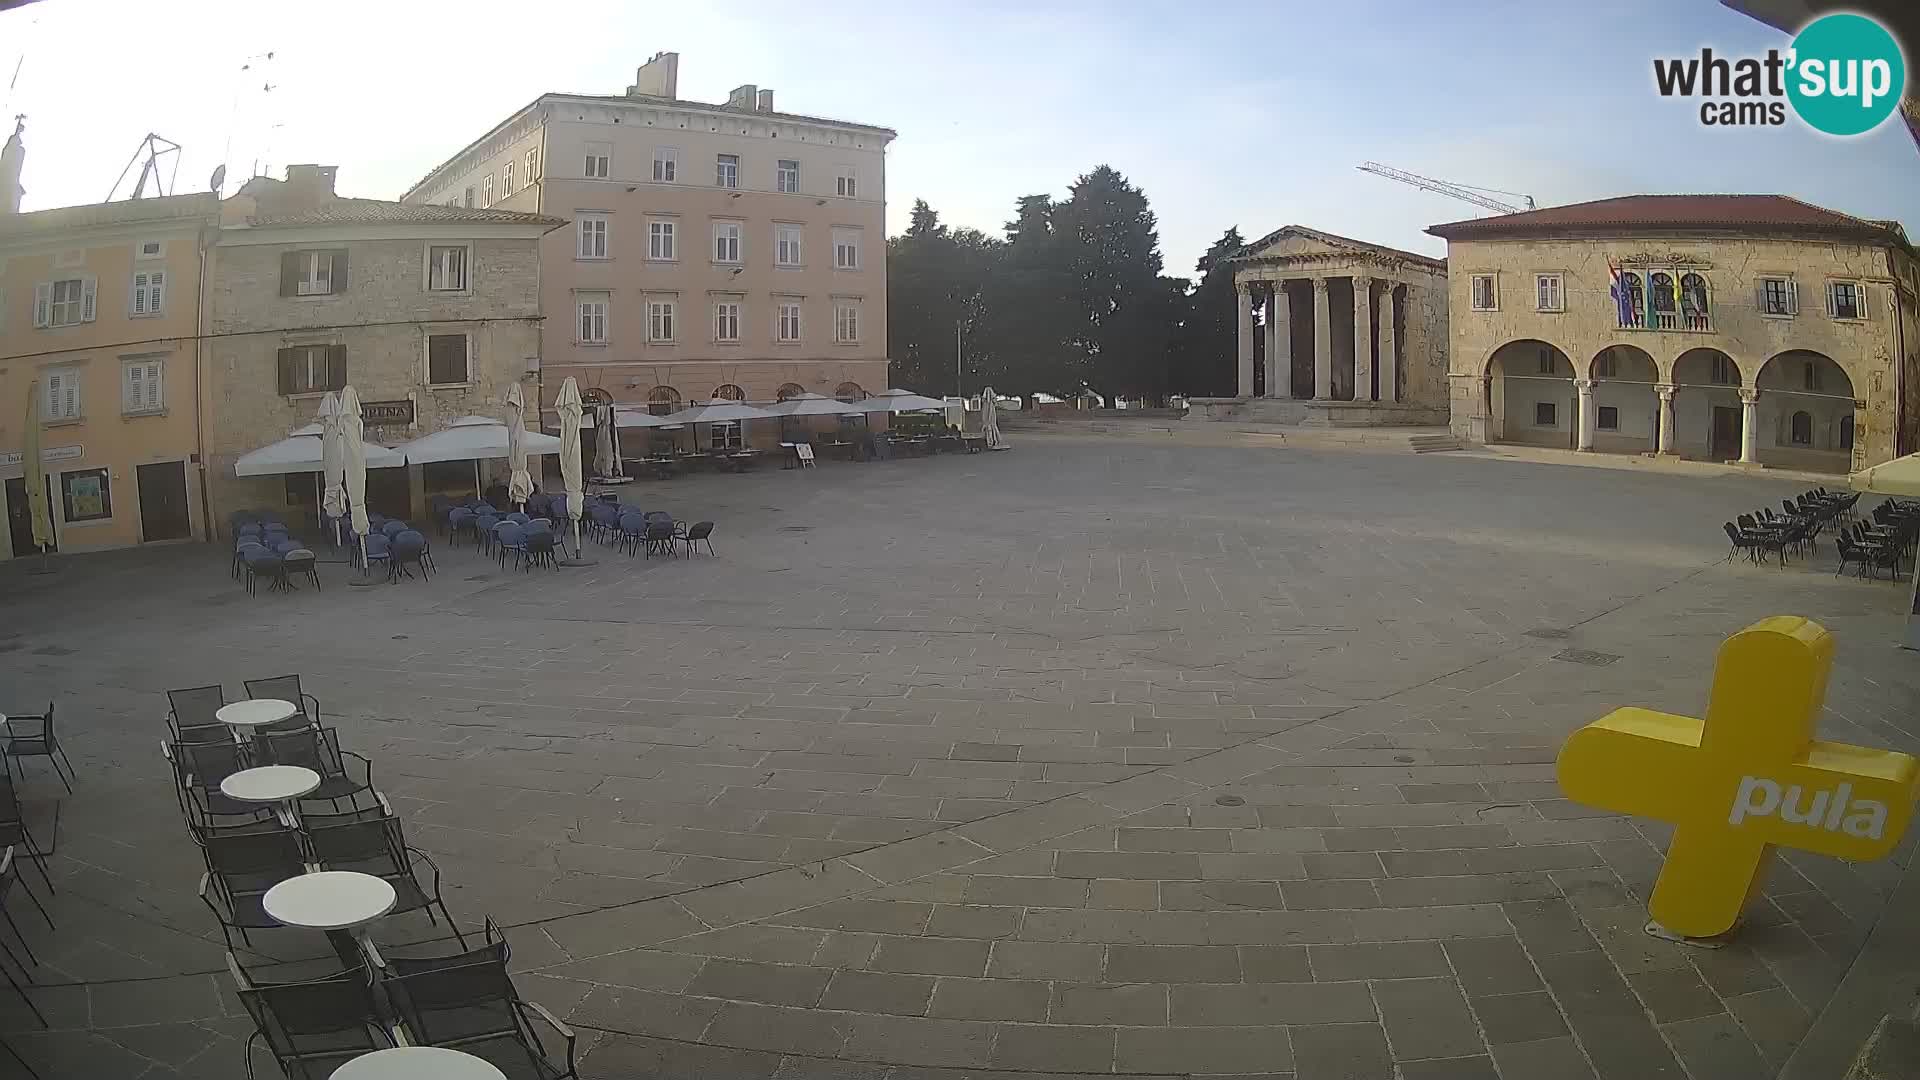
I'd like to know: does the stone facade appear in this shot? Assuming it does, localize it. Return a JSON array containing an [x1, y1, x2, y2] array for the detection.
[[1432, 209, 1920, 473], [1212, 227, 1449, 426]]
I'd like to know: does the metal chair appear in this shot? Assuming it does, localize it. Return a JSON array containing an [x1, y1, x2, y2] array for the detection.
[[1, 703, 73, 794], [0, 847, 51, 972], [243, 675, 322, 732], [391, 530, 431, 580], [230, 952, 392, 1080], [383, 918, 577, 1079], [0, 777, 52, 898], [197, 827, 309, 951], [254, 727, 375, 814], [164, 738, 263, 824], [495, 522, 528, 570], [642, 519, 678, 558], [282, 549, 321, 591], [168, 685, 230, 742], [682, 520, 716, 557], [304, 808, 466, 948], [521, 530, 557, 571]]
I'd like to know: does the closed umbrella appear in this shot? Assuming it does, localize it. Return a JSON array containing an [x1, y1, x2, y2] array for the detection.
[[340, 385, 372, 581], [318, 391, 347, 547], [22, 379, 52, 570], [981, 385, 1008, 451], [505, 383, 533, 510], [557, 377, 587, 559], [595, 403, 623, 478]]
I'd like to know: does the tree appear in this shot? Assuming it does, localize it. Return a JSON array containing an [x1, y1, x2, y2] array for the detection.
[[1169, 227, 1247, 397], [1053, 166, 1169, 402], [887, 200, 999, 396]]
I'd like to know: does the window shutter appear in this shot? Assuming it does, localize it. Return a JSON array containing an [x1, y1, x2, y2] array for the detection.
[[1858, 284, 1872, 321], [1826, 282, 1838, 317], [81, 277, 96, 322], [280, 253, 301, 297], [277, 348, 297, 395], [150, 270, 164, 312], [125, 364, 142, 410], [327, 344, 348, 390], [44, 371, 61, 418], [1786, 279, 1799, 315], [33, 283, 48, 327], [331, 250, 350, 291], [133, 274, 146, 315], [145, 362, 162, 408], [61, 374, 78, 417]]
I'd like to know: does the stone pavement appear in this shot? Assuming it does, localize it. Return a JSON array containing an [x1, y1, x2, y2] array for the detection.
[[0, 438, 1915, 1078]]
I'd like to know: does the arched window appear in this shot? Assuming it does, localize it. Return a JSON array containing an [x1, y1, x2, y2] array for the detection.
[[834, 382, 865, 403], [1620, 271, 1645, 327], [1679, 273, 1709, 329], [1650, 272, 1676, 313], [775, 383, 806, 402], [647, 386, 681, 417], [1790, 410, 1813, 446], [582, 387, 613, 406], [1593, 351, 1616, 379], [1840, 414, 1855, 450], [713, 383, 746, 402]]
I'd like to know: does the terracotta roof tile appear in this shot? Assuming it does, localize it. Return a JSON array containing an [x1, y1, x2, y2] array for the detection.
[[1426, 194, 1904, 243]]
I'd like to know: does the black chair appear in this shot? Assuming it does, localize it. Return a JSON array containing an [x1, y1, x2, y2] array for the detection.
[[522, 530, 557, 571], [391, 530, 431, 580], [305, 809, 466, 949], [168, 685, 231, 743], [230, 953, 392, 1080], [0, 847, 50, 972], [1, 704, 72, 795], [642, 520, 678, 558], [681, 520, 716, 557], [282, 549, 320, 591], [242, 676, 321, 732], [1836, 533, 1877, 577], [1722, 522, 1760, 564], [0, 778, 52, 898], [197, 828, 309, 951], [164, 738, 258, 821], [254, 727, 375, 815], [384, 919, 577, 1079]]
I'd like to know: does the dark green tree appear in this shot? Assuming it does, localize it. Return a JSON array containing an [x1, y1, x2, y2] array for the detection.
[[1052, 166, 1168, 402], [1169, 226, 1246, 397], [887, 200, 999, 395]]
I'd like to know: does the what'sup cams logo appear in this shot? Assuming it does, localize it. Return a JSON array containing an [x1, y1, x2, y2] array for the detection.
[[1653, 12, 1906, 136]]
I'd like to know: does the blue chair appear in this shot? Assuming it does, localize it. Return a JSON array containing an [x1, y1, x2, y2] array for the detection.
[[447, 507, 474, 546], [523, 528, 558, 571], [505, 512, 531, 526], [391, 530, 430, 580], [526, 493, 552, 518], [243, 548, 284, 596], [363, 532, 392, 580], [495, 522, 528, 570], [617, 512, 647, 557], [549, 494, 570, 522], [234, 540, 265, 581], [283, 548, 320, 590], [473, 514, 500, 555], [272, 538, 303, 555], [238, 523, 262, 539], [381, 520, 409, 539]]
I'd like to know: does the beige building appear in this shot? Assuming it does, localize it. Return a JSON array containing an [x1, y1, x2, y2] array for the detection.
[[205, 166, 562, 526], [1204, 227, 1449, 425], [400, 52, 895, 436], [0, 190, 217, 559], [1431, 195, 1920, 473]]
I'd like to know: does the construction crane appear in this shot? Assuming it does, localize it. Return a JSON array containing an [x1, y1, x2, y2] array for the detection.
[[1357, 162, 1535, 215], [108, 133, 181, 201]]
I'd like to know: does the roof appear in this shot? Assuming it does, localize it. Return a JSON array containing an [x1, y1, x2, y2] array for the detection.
[[243, 198, 564, 231], [1426, 194, 1908, 245], [0, 193, 218, 239], [1232, 224, 1447, 271]]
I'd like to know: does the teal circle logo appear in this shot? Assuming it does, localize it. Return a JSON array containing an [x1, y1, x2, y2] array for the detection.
[[1787, 13, 1906, 136]]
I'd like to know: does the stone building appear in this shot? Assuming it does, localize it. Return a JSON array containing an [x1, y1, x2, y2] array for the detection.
[[1430, 195, 1920, 473], [398, 52, 895, 434], [1199, 226, 1449, 425], [0, 186, 218, 559], [205, 166, 563, 524]]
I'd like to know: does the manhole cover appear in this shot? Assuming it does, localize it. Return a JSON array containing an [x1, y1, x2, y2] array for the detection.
[[1554, 648, 1621, 667], [1394, 755, 1415, 763], [779, 525, 813, 533], [1525, 628, 1572, 640], [391, 635, 409, 641], [1214, 794, 1246, 807]]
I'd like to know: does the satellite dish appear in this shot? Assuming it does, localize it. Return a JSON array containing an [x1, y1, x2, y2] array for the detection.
[[210, 164, 227, 193]]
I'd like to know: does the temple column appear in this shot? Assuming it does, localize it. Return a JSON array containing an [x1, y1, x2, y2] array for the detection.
[[1575, 378, 1596, 451], [1655, 383, 1676, 454], [1739, 389, 1759, 463], [1266, 284, 1291, 399], [1378, 285, 1398, 404], [1312, 278, 1333, 401], [1236, 285, 1256, 399], [1352, 275, 1373, 402]]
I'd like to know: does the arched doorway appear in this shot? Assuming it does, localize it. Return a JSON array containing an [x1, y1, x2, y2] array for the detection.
[[1671, 348, 1745, 461], [1588, 345, 1659, 455], [646, 385, 681, 416], [1484, 340, 1576, 448], [1754, 351, 1856, 472]]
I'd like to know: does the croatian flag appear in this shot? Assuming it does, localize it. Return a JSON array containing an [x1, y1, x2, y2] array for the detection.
[[1608, 264, 1632, 327]]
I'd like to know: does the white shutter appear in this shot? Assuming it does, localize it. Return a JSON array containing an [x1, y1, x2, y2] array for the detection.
[[146, 361, 162, 408], [33, 283, 49, 327], [44, 371, 61, 418], [1825, 282, 1839, 317], [1859, 284, 1873, 321], [124, 364, 143, 411], [62, 373, 78, 417], [81, 277, 96, 322], [149, 270, 164, 313], [1786, 279, 1799, 315]]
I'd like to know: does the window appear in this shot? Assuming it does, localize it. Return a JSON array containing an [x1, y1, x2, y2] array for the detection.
[[1828, 281, 1863, 320], [1678, 273, 1709, 328], [1803, 360, 1823, 392], [1840, 414, 1855, 450], [525, 148, 540, 181], [776, 159, 799, 193], [1470, 274, 1497, 311], [833, 228, 860, 270], [1649, 272, 1677, 313], [834, 381, 865, 403], [836, 168, 857, 198], [131, 269, 165, 316], [647, 385, 681, 416], [713, 221, 742, 263], [711, 422, 743, 451], [503, 160, 516, 195], [1534, 401, 1556, 427], [123, 357, 163, 414], [427, 334, 470, 386], [34, 277, 95, 327], [714, 301, 741, 342], [1536, 349, 1557, 376], [463, 186, 475, 208], [276, 344, 345, 396], [577, 292, 609, 343], [716, 154, 739, 188], [584, 143, 611, 179], [577, 214, 608, 259], [714, 383, 746, 401], [137, 240, 164, 259], [1710, 354, 1737, 385], [1594, 352, 1616, 379], [647, 299, 676, 342], [1790, 410, 1813, 446], [775, 224, 803, 266], [1596, 405, 1619, 431], [43, 366, 80, 420], [777, 302, 802, 342], [652, 148, 677, 183], [426, 245, 468, 292], [1534, 273, 1563, 312], [776, 383, 805, 402], [835, 302, 859, 343], [647, 219, 677, 260], [281, 250, 346, 297], [60, 468, 111, 523], [1762, 277, 1798, 316], [482, 176, 493, 207]]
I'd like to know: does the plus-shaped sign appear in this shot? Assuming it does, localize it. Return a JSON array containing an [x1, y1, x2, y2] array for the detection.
[[1557, 616, 1919, 940]]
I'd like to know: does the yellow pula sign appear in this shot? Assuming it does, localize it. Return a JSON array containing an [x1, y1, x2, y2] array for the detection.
[[1557, 616, 1920, 940]]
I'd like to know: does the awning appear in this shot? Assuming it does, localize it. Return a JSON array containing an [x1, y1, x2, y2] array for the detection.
[[236, 424, 405, 476], [394, 415, 561, 464], [1850, 452, 1920, 498]]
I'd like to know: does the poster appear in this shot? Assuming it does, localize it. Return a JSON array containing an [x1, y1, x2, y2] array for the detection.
[[68, 474, 104, 519]]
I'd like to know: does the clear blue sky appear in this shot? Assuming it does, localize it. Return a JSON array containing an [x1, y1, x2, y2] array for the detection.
[[3, 0, 1915, 275]]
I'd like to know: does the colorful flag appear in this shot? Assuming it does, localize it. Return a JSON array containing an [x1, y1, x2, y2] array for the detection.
[[1609, 264, 1630, 328]]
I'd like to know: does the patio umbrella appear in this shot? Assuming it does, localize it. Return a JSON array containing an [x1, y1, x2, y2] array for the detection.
[[595, 403, 623, 478], [660, 399, 777, 454], [1850, 453, 1920, 498], [505, 383, 533, 510], [394, 415, 561, 498], [557, 377, 586, 557], [981, 385, 1009, 451], [762, 392, 852, 418], [340, 385, 371, 576], [235, 423, 406, 476], [21, 379, 52, 568], [317, 392, 348, 546], [857, 388, 950, 413]]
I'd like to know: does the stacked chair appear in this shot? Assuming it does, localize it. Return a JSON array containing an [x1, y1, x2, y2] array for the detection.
[[1720, 488, 1856, 567]]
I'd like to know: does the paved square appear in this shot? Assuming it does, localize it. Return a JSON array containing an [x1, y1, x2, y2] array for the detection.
[[2, 435, 1915, 1078]]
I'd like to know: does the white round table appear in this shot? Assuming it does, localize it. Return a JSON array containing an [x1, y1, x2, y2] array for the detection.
[[332, 1046, 506, 1080], [220, 765, 321, 804], [215, 699, 298, 740], [264, 872, 396, 932]]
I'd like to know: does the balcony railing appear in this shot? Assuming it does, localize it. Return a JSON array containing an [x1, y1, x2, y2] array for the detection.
[[1616, 308, 1712, 333]]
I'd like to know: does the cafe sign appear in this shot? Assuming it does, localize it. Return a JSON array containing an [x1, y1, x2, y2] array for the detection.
[[0, 444, 83, 470], [361, 400, 414, 427]]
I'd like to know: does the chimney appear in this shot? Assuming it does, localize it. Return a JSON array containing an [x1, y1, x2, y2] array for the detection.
[[0, 117, 24, 215], [756, 89, 774, 112], [627, 51, 679, 99], [284, 164, 338, 201], [726, 84, 757, 110]]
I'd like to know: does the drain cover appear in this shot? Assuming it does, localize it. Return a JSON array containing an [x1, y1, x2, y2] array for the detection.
[[1394, 755, 1415, 764], [1525, 628, 1572, 640], [1214, 794, 1246, 807], [1554, 648, 1622, 667]]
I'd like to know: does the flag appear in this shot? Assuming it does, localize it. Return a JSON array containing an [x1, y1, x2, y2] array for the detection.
[[1609, 264, 1630, 328]]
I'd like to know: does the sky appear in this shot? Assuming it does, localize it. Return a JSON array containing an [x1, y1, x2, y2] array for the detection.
[[3, 0, 1917, 277]]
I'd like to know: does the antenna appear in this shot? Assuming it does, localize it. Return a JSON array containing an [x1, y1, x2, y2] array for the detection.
[[1356, 162, 1535, 215], [108, 134, 182, 201]]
